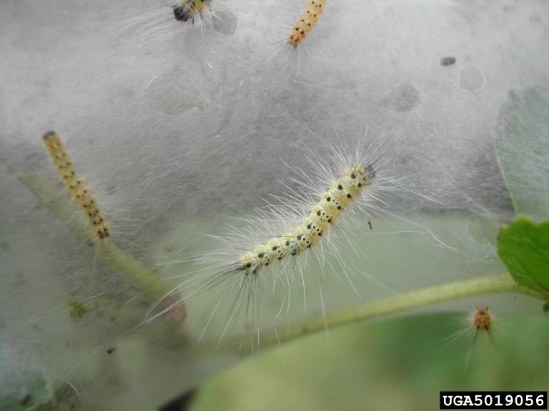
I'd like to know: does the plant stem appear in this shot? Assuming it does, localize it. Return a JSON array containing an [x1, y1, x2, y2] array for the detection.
[[9, 156, 548, 352], [211, 273, 548, 351], [8, 163, 174, 300]]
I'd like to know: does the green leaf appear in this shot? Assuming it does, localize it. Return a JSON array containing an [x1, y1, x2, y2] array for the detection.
[[494, 87, 549, 220], [498, 217, 549, 292], [0, 370, 51, 411]]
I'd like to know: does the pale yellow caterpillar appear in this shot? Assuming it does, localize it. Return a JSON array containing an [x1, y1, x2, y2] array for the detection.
[[159, 145, 384, 344], [43, 131, 110, 240], [172, 0, 213, 24], [236, 163, 375, 278], [288, 0, 327, 48]]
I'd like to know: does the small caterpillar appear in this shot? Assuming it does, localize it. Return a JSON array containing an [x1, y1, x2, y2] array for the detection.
[[444, 305, 497, 367], [473, 305, 491, 332], [173, 0, 213, 24], [466, 305, 496, 366], [43, 131, 110, 240], [288, 0, 326, 48]]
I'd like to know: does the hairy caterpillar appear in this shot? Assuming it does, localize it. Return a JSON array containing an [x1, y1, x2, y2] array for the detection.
[[472, 305, 491, 333], [43, 131, 110, 240], [288, 0, 326, 48], [172, 0, 213, 24], [157, 143, 388, 344], [445, 305, 497, 367], [235, 163, 375, 278], [465, 305, 497, 366]]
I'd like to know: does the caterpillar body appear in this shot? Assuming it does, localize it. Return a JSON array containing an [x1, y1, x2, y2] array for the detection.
[[235, 163, 375, 278], [160, 144, 386, 344], [465, 305, 496, 366], [444, 305, 497, 367], [43, 131, 110, 240], [473, 305, 491, 332], [173, 0, 213, 24], [288, 0, 326, 48]]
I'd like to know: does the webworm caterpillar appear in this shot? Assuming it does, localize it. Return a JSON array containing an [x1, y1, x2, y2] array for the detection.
[[472, 305, 491, 333], [234, 163, 375, 278], [288, 0, 326, 48], [158, 143, 387, 344], [445, 305, 497, 367], [43, 131, 110, 240], [173, 0, 213, 24], [465, 305, 498, 366]]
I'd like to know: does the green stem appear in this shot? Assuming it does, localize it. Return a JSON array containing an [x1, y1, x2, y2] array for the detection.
[[8, 163, 174, 300], [97, 240, 172, 298], [210, 273, 548, 351], [9, 156, 548, 353]]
